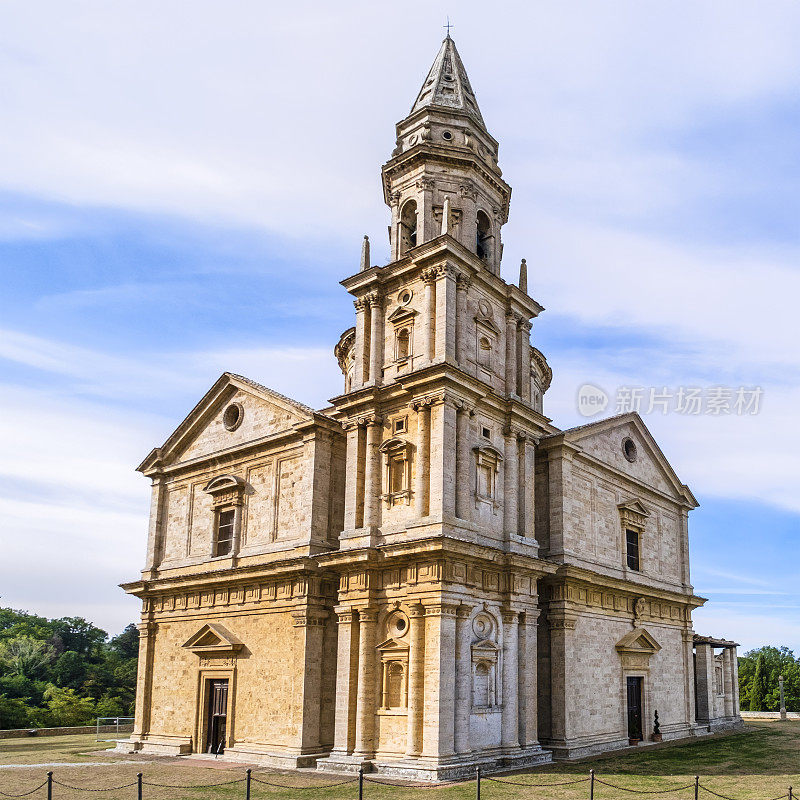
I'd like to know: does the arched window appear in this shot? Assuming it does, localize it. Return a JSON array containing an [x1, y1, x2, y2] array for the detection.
[[396, 327, 411, 361], [400, 200, 418, 254], [476, 210, 491, 261]]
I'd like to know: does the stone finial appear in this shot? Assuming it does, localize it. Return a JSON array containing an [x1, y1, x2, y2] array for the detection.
[[519, 258, 528, 293], [360, 235, 370, 271], [441, 196, 451, 236]]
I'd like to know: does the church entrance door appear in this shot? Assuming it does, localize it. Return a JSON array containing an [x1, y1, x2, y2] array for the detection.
[[206, 679, 229, 754], [626, 676, 643, 741]]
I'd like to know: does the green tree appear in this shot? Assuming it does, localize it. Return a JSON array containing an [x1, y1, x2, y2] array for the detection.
[[38, 685, 97, 727], [110, 625, 139, 660], [749, 653, 767, 711], [52, 650, 88, 690], [0, 694, 31, 729], [0, 636, 55, 678], [51, 618, 107, 659]]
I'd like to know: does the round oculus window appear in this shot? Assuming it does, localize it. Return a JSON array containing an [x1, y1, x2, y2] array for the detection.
[[441, 130, 453, 140], [398, 288, 413, 305], [223, 402, 244, 431], [387, 612, 409, 639], [622, 437, 638, 462]]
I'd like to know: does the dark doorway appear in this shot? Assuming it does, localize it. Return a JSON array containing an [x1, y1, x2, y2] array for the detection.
[[206, 679, 229, 754], [626, 676, 643, 741]]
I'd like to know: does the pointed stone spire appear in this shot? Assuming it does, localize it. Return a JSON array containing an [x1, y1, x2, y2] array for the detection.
[[360, 235, 370, 271], [410, 36, 486, 129], [441, 196, 451, 236], [519, 258, 528, 293]]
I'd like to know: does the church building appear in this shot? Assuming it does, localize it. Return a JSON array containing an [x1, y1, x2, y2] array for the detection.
[[121, 36, 743, 779]]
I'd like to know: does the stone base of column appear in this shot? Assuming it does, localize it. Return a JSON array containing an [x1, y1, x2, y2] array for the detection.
[[223, 744, 331, 769], [315, 753, 374, 773], [319, 746, 551, 781]]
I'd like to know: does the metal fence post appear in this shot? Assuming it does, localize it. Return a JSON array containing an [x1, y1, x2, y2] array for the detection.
[[137, 772, 142, 800], [358, 766, 364, 800], [47, 771, 53, 800], [590, 769, 595, 800], [246, 768, 251, 800], [695, 775, 700, 800], [476, 766, 481, 800]]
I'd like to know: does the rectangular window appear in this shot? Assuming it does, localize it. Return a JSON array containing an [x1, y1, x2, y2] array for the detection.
[[215, 508, 235, 557], [626, 529, 640, 571]]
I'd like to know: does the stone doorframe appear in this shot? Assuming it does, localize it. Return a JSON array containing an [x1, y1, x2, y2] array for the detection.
[[616, 628, 661, 742]]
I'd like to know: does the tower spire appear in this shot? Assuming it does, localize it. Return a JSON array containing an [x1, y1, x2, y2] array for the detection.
[[409, 36, 486, 129]]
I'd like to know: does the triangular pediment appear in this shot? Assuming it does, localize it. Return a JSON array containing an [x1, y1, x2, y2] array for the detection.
[[472, 638, 499, 653], [138, 372, 320, 473], [182, 623, 243, 654], [618, 499, 650, 517], [376, 637, 409, 653], [616, 627, 661, 654], [553, 413, 698, 508], [475, 315, 501, 335], [387, 306, 418, 324]]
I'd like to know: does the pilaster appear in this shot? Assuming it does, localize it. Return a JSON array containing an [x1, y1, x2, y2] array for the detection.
[[503, 430, 519, 539], [455, 403, 472, 521], [421, 602, 457, 759], [520, 609, 540, 748], [413, 402, 430, 518], [505, 311, 517, 397], [353, 298, 369, 388], [367, 293, 384, 387], [694, 643, 715, 723], [331, 608, 359, 756]]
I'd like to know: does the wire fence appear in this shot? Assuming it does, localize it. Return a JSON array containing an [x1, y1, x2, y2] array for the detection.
[[0, 769, 794, 799]]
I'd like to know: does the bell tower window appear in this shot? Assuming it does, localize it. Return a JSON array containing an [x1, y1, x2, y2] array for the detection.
[[400, 200, 418, 254], [476, 210, 491, 262]]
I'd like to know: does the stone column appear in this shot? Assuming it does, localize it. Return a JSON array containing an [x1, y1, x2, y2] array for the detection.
[[422, 603, 457, 758], [503, 430, 519, 539], [434, 266, 457, 363], [455, 273, 471, 369], [732, 647, 740, 716], [428, 395, 457, 520], [682, 628, 696, 729], [368, 293, 384, 387], [501, 611, 520, 750], [353, 298, 369, 388], [144, 478, 166, 572], [454, 604, 474, 755], [331, 608, 359, 756], [422, 269, 436, 365], [414, 402, 430, 518], [505, 311, 518, 397], [132, 621, 156, 738], [343, 423, 365, 530], [455, 404, 472, 521], [519, 320, 532, 402], [405, 604, 426, 757], [694, 642, 715, 723], [520, 609, 539, 748], [723, 648, 735, 718], [353, 608, 377, 758], [362, 419, 382, 530]]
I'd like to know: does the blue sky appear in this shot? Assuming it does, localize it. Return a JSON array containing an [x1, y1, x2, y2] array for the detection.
[[0, 1, 799, 649]]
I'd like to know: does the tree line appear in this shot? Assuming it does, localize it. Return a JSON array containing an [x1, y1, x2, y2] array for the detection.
[[0, 608, 138, 730], [738, 646, 799, 712]]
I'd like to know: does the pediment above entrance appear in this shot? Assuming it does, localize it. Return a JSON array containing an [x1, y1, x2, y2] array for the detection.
[[615, 627, 661, 655]]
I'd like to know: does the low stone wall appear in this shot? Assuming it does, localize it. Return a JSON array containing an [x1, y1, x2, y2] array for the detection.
[[0, 725, 131, 740], [740, 711, 800, 720]]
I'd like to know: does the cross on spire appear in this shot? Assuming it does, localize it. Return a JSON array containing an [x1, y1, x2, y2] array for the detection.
[[444, 16, 454, 38]]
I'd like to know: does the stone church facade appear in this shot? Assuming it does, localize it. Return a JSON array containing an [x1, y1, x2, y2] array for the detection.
[[121, 37, 743, 778]]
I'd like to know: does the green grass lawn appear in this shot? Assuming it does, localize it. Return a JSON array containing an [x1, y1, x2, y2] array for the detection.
[[0, 722, 798, 800]]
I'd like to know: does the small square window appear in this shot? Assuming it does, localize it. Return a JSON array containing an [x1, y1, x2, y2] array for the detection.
[[393, 417, 407, 435], [481, 427, 491, 439], [626, 529, 640, 571]]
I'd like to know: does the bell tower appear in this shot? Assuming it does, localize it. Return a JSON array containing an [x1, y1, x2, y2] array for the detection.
[[322, 38, 554, 778], [383, 35, 510, 272]]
